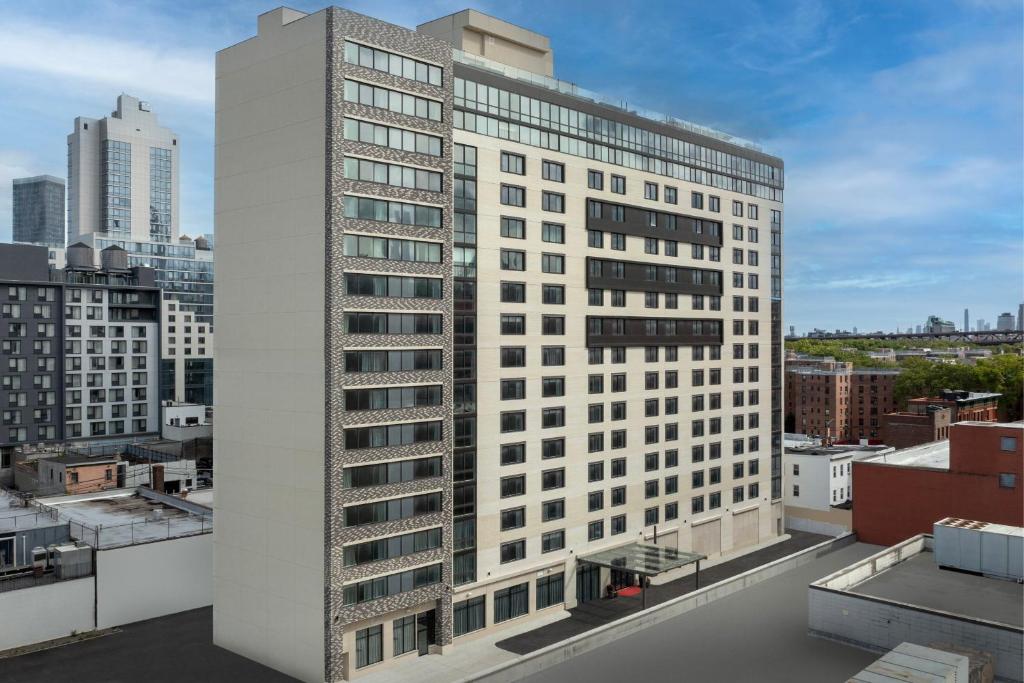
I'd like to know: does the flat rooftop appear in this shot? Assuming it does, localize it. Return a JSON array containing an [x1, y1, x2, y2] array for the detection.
[[859, 439, 950, 469], [0, 489, 60, 532], [786, 444, 893, 459], [522, 543, 882, 683], [37, 490, 211, 548], [851, 551, 1023, 627]]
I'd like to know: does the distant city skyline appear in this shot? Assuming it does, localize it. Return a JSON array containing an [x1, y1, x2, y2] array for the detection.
[[792, 304, 1023, 336]]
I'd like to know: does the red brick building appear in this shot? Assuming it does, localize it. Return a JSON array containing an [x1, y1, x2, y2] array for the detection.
[[853, 422, 1023, 546], [880, 406, 952, 449], [784, 357, 899, 442]]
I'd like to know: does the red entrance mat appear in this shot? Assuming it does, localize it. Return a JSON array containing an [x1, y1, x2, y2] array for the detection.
[[616, 586, 642, 597]]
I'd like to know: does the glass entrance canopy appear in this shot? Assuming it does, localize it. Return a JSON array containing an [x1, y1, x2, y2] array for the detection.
[[579, 542, 705, 577]]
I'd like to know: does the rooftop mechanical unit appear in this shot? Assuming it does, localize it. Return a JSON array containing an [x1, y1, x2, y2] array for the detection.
[[933, 518, 1024, 582], [52, 542, 93, 580]]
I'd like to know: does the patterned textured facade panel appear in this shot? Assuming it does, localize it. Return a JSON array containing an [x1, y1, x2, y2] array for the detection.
[[334, 440, 447, 466], [342, 179, 446, 209], [339, 255, 449, 278], [342, 100, 446, 138], [331, 332, 445, 348], [329, 546, 447, 583], [338, 294, 448, 313], [336, 404, 447, 428], [335, 215, 451, 242], [325, 8, 456, 680], [331, 509, 444, 548], [336, 475, 444, 505], [339, 140, 447, 174], [343, 62, 448, 101], [339, 369, 448, 387]]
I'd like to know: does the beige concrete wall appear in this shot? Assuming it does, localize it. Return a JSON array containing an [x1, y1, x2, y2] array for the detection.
[[213, 8, 328, 682], [456, 127, 783, 609], [417, 10, 553, 76]]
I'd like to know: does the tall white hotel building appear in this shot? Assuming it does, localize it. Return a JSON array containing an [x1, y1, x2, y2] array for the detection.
[[214, 7, 784, 681]]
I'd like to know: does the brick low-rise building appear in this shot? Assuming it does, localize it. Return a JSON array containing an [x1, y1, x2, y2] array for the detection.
[[879, 405, 952, 449], [853, 421, 1024, 546], [907, 389, 1000, 422]]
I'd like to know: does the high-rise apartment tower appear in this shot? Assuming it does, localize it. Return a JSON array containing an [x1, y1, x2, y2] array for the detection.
[[12, 175, 65, 248], [214, 8, 785, 681], [67, 94, 179, 244]]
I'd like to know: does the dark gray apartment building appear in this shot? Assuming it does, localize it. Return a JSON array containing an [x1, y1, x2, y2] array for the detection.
[[0, 242, 162, 458], [12, 175, 65, 248]]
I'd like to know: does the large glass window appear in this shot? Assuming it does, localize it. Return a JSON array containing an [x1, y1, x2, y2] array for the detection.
[[536, 573, 564, 609], [344, 79, 442, 121], [494, 583, 529, 623], [344, 41, 442, 86], [453, 596, 486, 636], [355, 625, 383, 668]]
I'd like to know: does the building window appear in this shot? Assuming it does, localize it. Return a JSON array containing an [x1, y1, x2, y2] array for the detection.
[[453, 596, 485, 637], [393, 616, 417, 656], [610, 175, 625, 194], [644, 182, 658, 200], [500, 314, 525, 335], [542, 160, 565, 182], [501, 443, 526, 465], [501, 282, 526, 303], [542, 192, 565, 213], [542, 530, 565, 553], [500, 539, 526, 563], [542, 468, 565, 490], [494, 583, 529, 623], [542, 222, 565, 244], [588, 520, 604, 540], [999, 473, 1016, 489], [542, 498, 565, 521], [355, 625, 383, 668], [500, 184, 526, 207], [665, 187, 677, 204], [1001, 437, 1017, 452], [542, 254, 565, 274], [500, 250, 525, 271], [501, 475, 526, 497], [501, 217, 525, 239], [793, 484, 800, 497], [588, 170, 604, 190], [536, 573, 564, 609], [691, 192, 704, 209], [501, 151, 525, 175]]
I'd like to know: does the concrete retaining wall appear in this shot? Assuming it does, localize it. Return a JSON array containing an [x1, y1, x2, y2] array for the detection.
[[0, 577, 94, 651], [461, 533, 857, 683], [96, 533, 212, 628]]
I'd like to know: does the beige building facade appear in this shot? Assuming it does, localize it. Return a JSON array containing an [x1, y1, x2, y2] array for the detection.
[[214, 7, 784, 681]]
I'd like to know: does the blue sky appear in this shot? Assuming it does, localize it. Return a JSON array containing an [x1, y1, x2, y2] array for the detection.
[[0, 0, 1020, 332]]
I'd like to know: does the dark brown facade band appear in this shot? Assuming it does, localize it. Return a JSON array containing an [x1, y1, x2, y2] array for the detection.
[[586, 257, 723, 296], [586, 199, 723, 248], [586, 315, 723, 347]]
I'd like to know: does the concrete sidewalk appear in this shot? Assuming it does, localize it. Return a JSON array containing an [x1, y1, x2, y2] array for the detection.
[[356, 608, 572, 683]]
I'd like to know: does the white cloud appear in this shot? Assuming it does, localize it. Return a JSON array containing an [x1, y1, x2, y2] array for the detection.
[[0, 21, 214, 106]]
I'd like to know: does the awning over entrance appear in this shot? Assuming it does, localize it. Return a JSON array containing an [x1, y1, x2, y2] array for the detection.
[[579, 542, 705, 577]]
